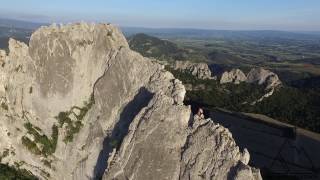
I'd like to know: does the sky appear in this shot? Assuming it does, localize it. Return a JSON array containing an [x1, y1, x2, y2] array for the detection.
[[0, 0, 320, 31]]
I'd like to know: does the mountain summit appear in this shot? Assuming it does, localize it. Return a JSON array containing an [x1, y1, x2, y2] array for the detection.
[[0, 23, 261, 180]]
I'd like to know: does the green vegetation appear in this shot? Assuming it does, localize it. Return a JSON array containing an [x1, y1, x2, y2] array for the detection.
[[56, 95, 95, 143], [245, 87, 320, 133], [21, 136, 41, 155], [110, 139, 119, 148], [41, 160, 52, 168], [172, 34, 320, 64], [169, 68, 265, 109], [131, 33, 320, 133], [1, 102, 8, 111], [22, 123, 58, 156], [169, 68, 320, 133], [173, 37, 320, 83], [129, 33, 183, 60], [128, 33, 207, 62], [130, 33, 320, 84], [0, 149, 10, 162], [57, 111, 82, 143], [0, 163, 38, 180], [29, 87, 33, 94]]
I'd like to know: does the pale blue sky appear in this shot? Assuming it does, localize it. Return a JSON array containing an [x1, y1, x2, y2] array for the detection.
[[0, 0, 320, 30]]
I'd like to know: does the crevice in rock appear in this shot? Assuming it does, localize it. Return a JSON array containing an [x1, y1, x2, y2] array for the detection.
[[91, 49, 119, 101], [93, 87, 154, 180]]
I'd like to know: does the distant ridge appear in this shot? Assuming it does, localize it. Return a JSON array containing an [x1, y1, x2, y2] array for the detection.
[[122, 26, 320, 40], [1, 18, 319, 40], [0, 18, 46, 29]]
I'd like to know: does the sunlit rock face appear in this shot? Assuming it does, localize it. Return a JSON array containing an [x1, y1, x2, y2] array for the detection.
[[174, 60, 216, 80], [246, 67, 282, 104], [246, 67, 282, 90], [104, 113, 262, 180], [220, 69, 247, 84], [0, 23, 261, 180]]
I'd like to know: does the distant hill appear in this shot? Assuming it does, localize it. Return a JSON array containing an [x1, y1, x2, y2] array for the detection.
[[122, 27, 320, 41], [128, 33, 188, 60], [0, 19, 47, 50], [0, 26, 32, 50], [0, 18, 44, 29], [0, 19, 319, 41]]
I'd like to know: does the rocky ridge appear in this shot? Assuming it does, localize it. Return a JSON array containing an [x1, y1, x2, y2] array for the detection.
[[246, 68, 282, 104], [172, 61, 282, 103], [220, 69, 247, 84], [216, 67, 282, 104], [172, 60, 281, 91], [174, 61, 216, 80], [219, 68, 282, 90], [0, 23, 260, 180], [246, 67, 282, 90]]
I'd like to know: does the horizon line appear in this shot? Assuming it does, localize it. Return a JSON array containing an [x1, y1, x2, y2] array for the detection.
[[1, 17, 320, 33]]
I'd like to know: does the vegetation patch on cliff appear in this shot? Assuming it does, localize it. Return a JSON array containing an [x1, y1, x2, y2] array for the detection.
[[0, 163, 38, 180], [1, 102, 8, 111], [56, 94, 95, 143], [22, 123, 58, 156]]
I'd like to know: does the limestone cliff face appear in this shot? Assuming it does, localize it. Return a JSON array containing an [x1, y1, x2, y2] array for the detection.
[[218, 67, 281, 104], [104, 113, 262, 180], [0, 23, 260, 180], [246, 67, 282, 90], [174, 61, 216, 80], [220, 69, 247, 84], [246, 68, 282, 105]]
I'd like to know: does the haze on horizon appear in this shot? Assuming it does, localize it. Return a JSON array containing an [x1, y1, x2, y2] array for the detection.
[[0, 0, 320, 31]]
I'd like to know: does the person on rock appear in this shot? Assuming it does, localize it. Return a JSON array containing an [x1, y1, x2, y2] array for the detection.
[[196, 108, 205, 119]]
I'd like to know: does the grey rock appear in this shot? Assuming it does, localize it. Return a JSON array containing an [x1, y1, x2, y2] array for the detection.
[[0, 23, 260, 180], [180, 116, 262, 180], [104, 114, 261, 180], [220, 69, 247, 84], [219, 68, 281, 104], [174, 61, 216, 80], [246, 67, 282, 90], [232, 162, 262, 180], [246, 68, 282, 104]]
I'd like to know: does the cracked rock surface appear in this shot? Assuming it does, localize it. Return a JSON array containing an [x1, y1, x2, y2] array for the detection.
[[220, 69, 247, 84], [0, 23, 261, 180], [173, 61, 216, 80], [246, 67, 282, 90]]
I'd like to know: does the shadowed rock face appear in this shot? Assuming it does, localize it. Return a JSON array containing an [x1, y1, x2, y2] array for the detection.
[[0, 23, 261, 180], [94, 87, 154, 179]]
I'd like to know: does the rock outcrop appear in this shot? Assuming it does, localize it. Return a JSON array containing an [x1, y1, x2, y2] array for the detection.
[[220, 69, 247, 84], [246, 68, 282, 90], [174, 61, 216, 80], [0, 23, 260, 180], [104, 114, 262, 180], [218, 67, 282, 104], [246, 68, 282, 105]]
